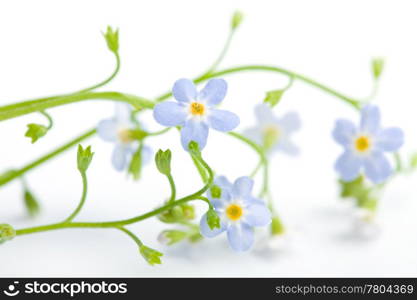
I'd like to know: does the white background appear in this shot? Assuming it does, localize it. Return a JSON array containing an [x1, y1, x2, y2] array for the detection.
[[0, 0, 417, 277]]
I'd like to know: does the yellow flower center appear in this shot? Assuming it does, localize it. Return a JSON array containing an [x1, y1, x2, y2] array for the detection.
[[226, 204, 243, 221], [118, 129, 133, 143], [355, 135, 371, 152], [190, 102, 205, 116], [263, 125, 280, 149]]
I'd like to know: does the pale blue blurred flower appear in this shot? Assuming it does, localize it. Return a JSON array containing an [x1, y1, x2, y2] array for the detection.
[[244, 104, 301, 155], [333, 104, 404, 184], [153, 78, 240, 151], [97, 103, 152, 171], [200, 176, 271, 252]]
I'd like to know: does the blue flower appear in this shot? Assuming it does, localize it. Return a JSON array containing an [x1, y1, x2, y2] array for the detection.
[[153, 78, 240, 151], [200, 176, 271, 252], [97, 104, 152, 171], [333, 104, 404, 184], [244, 104, 301, 155]]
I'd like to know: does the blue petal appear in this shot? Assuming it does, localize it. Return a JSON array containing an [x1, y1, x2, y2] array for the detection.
[[244, 203, 271, 227], [274, 139, 300, 156], [335, 151, 362, 181], [153, 101, 187, 126], [232, 176, 254, 198], [97, 119, 118, 142], [172, 78, 197, 103], [363, 151, 392, 184], [141, 145, 153, 165], [112, 145, 130, 171], [360, 105, 380, 134], [333, 119, 357, 147], [279, 112, 301, 133], [180, 119, 209, 151], [199, 212, 226, 238], [254, 104, 276, 125], [115, 103, 133, 124], [376, 127, 404, 152], [207, 109, 240, 132], [198, 78, 227, 106], [227, 223, 254, 252]]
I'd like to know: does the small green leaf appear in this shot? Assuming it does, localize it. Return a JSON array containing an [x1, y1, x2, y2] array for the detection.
[[128, 147, 143, 180], [372, 58, 384, 80], [206, 209, 220, 230], [139, 245, 163, 266], [155, 149, 171, 176], [25, 123, 48, 143], [210, 185, 222, 199], [77, 145, 94, 172], [158, 230, 188, 245], [103, 26, 119, 53], [0, 224, 16, 244], [231, 11, 244, 30], [23, 189, 41, 217], [264, 89, 284, 107]]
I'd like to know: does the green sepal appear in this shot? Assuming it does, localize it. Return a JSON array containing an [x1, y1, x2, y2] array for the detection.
[[158, 204, 195, 224], [0, 224, 16, 244], [23, 188, 41, 217], [139, 245, 163, 266], [155, 149, 172, 176], [77, 145, 94, 172], [271, 216, 285, 235], [128, 147, 143, 180], [25, 123, 48, 143], [206, 209, 220, 230], [264, 89, 284, 107], [188, 141, 201, 156], [103, 26, 119, 53]]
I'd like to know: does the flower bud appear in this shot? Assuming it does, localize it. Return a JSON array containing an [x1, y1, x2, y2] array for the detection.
[[25, 123, 48, 143], [271, 216, 285, 235], [103, 26, 119, 53], [372, 58, 384, 80], [206, 209, 220, 230], [231, 11, 244, 30], [155, 149, 171, 176], [0, 224, 16, 243], [23, 188, 41, 217], [139, 245, 163, 266], [158, 230, 187, 246], [77, 145, 94, 172], [264, 89, 284, 108]]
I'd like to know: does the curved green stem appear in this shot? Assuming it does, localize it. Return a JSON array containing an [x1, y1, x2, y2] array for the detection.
[[40, 110, 53, 129], [198, 65, 362, 109], [76, 52, 121, 94], [0, 91, 154, 122], [0, 128, 96, 187], [205, 30, 236, 74], [116, 226, 143, 247], [64, 171, 88, 223], [167, 174, 176, 203]]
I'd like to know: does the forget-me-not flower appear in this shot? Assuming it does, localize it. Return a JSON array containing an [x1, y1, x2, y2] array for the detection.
[[97, 103, 151, 171], [153, 78, 240, 151], [244, 104, 301, 155], [200, 176, 271, 252], [333, 104, 404, 184]]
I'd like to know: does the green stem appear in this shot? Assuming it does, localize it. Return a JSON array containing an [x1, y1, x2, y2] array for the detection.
[[197, 65, 362, 109], [167, 174, 176, 203], [64, 171, 88, 223], [190, 154, 209, 183], [77, 52, 121, 93], [205, 30, 236, 74], [0, 128, 96, 187], [0, 91, 154, 122], [116, 226, 143, 247], [40, 110, 53, 129]]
